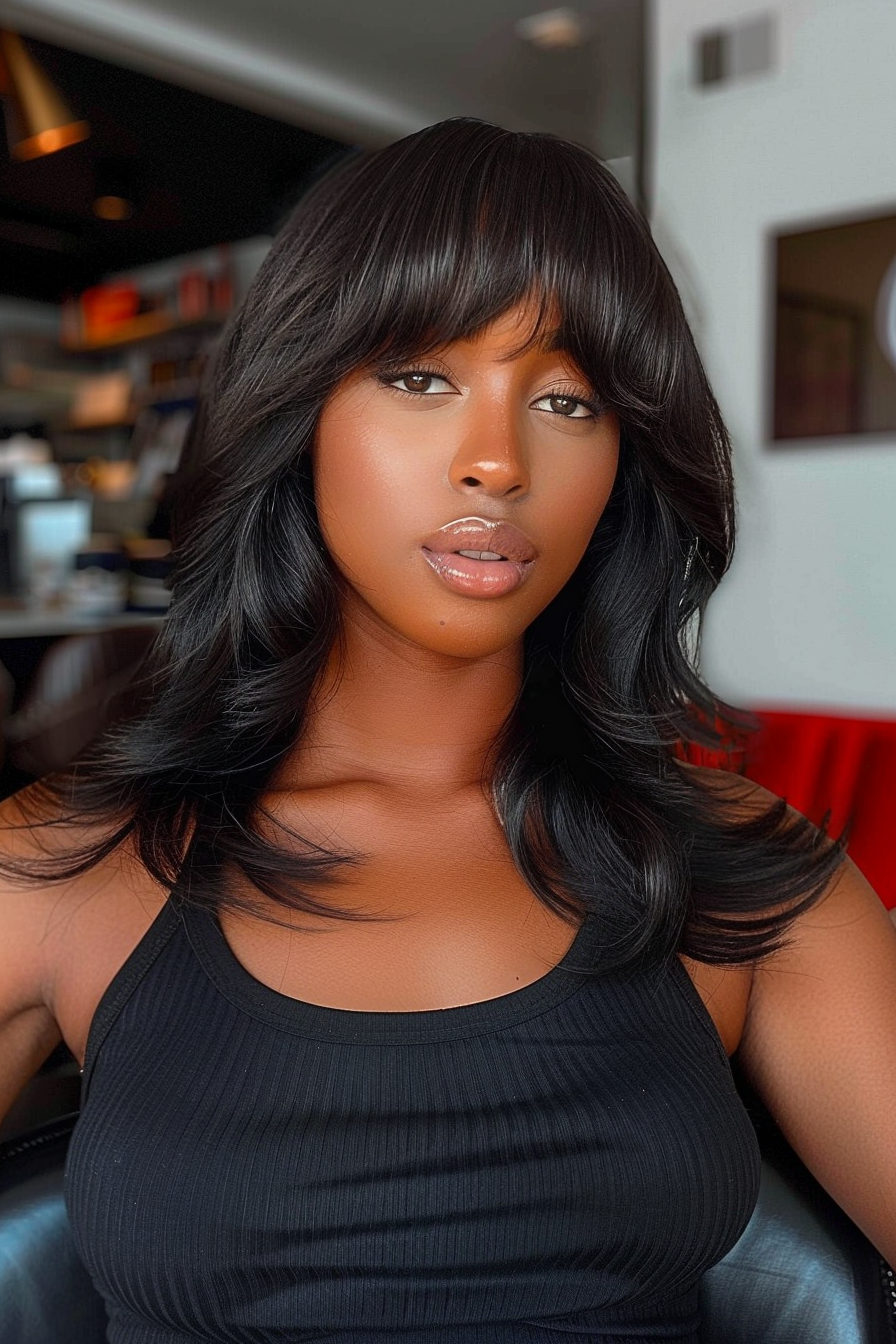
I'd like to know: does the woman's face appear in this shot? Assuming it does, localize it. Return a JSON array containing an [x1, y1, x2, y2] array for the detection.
[[312, 300, 620, 660]]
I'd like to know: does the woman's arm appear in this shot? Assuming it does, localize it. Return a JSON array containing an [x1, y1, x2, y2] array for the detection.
[[0, 793, 66, 1124], [738, 842, 896, 1264], [0, 784, 129, 1123]]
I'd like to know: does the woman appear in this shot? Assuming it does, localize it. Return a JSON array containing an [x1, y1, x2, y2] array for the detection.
[[1, 118, 894, 1342]]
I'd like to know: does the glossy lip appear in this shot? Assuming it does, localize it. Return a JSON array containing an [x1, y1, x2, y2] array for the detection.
[[421, 516, 538, 564], [420, 516, 537, 599]]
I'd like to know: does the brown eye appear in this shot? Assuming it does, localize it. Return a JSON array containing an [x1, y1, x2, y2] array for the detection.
[[383, 370, 454, 396], [534, 393, 594, 419]]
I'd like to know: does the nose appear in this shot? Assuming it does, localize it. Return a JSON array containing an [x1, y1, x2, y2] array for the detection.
[[447, 400, 531, 499]]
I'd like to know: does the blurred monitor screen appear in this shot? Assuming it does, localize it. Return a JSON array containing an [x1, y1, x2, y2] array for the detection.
[[771, 209, 896, 443], [15, 497, 92, 598]]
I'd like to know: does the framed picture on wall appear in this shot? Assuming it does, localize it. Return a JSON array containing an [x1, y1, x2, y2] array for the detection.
[[773, 293, 864, 439], [769, 208, 896, 445]]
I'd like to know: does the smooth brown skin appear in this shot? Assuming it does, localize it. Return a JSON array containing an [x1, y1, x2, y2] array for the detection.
[[1, 302, 896, 1267]]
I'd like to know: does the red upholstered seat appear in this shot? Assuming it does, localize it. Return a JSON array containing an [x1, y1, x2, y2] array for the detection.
[[745, 709, 896, 910]]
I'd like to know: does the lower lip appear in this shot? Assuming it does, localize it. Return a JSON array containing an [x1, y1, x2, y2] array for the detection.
[[421, 548, 534, 597]]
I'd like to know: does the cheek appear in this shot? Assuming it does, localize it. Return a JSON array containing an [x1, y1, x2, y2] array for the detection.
[[536, 431, 620, 582], [312, 395, 621, 642], [313, 414, 423, 578]]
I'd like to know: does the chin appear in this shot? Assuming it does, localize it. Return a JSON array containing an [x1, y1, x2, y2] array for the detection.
[[404, 610, 531, 661], [343, 580, 536, 659]]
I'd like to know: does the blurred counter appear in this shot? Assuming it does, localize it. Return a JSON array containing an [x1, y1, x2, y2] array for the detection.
[[0, 603, 164, 639]]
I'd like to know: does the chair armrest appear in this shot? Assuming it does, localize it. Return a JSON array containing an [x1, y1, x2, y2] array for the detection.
[[0, 1114, 107, 1344], [700, 1084, 895, 1343]]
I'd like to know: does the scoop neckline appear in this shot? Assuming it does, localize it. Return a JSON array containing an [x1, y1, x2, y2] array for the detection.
[[181, 900, 602, 1044]]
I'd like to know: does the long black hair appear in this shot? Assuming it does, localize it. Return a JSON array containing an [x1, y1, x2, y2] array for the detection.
[[4, 118, 843, 970]]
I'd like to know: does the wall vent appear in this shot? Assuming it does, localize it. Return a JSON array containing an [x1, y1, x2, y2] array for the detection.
[[695, 13, 776, 87]]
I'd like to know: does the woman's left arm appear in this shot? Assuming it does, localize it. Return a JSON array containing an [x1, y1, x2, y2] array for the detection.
[[738, 847, 896, 1264]]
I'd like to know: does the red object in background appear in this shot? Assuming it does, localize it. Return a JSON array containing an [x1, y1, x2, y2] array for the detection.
[[80, 283, 140, 337], [744, 709, 896, 909]]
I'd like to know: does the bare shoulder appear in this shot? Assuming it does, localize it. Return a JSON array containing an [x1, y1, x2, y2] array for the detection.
[[0, 782, 116, 988], [674, 764, 783, 1056], [738, 851, 896, 1261], [0, 781, 164, 928], [0, 783, 167, 1070], [741, 847, 895, 1068], [676, 765, 896, 1261], [674, 765, 879, 1059]]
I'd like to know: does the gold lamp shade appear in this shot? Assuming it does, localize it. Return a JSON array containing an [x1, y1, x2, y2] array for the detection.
[[0, 29, 89, 161]]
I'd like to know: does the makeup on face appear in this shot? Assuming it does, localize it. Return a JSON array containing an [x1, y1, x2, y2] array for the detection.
[[312, 300, 620, 661], [420, 516, 537, 599]]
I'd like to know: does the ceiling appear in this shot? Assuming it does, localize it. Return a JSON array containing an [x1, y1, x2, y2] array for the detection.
[[0, 37, 347, 302], [0, 0, 643, 304]]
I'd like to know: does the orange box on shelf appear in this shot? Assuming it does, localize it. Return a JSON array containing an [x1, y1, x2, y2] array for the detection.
[[79, 283, 141, 337]]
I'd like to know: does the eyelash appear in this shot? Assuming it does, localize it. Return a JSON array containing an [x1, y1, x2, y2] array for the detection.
[[375, 365, 605, 420]]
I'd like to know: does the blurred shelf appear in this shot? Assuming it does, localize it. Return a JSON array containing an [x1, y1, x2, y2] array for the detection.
[[61, 379, 200, 432], [0, 606, 165, 639], [63, 418, 138, 433], [135, 377, 200, 407], [0, 385, 71, 417], [61, 313, 224, 353]]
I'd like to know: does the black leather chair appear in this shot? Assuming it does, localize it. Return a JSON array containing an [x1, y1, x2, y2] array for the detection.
[[699, 1123, 896, 1342], [0, 1113, 107, 1344], [0, 1104, 894, 1344]]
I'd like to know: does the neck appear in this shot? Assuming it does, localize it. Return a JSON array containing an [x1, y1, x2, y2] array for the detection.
[[274, 600, 523, 797]]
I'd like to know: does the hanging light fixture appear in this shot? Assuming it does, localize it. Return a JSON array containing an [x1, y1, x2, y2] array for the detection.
[[0, 29, 89, 161]]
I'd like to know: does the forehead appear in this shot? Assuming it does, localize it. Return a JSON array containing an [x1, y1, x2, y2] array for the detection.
[[416, 298, 567, 364]]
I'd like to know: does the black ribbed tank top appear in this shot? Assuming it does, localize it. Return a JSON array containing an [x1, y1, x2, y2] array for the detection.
[[64, 892, 760, 1344]]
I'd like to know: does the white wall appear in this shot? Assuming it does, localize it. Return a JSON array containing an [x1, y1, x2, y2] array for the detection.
[[650, 0, 896, 713]]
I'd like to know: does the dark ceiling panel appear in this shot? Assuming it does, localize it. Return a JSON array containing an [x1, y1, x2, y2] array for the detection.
[[0, 34, 350, 301]]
